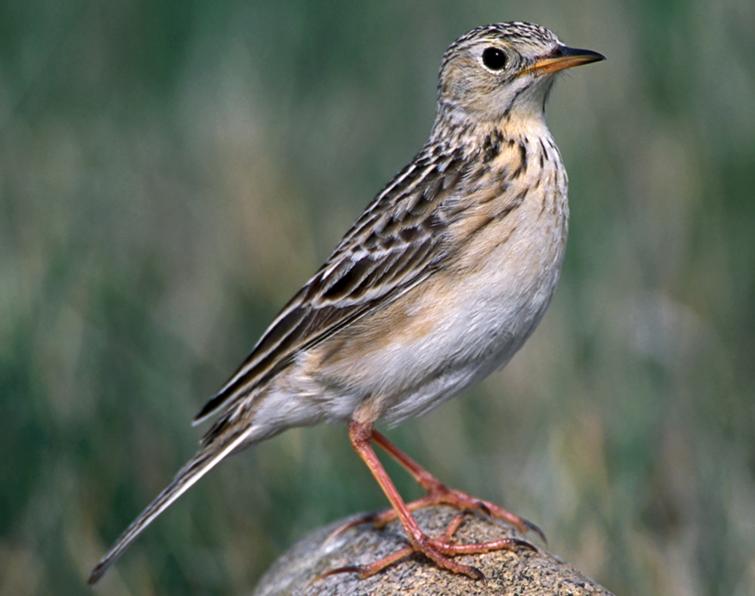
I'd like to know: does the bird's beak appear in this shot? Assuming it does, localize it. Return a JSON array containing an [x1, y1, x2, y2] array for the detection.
[[525, 45, 605, 75]]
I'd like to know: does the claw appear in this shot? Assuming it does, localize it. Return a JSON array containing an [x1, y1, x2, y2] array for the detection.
[[476, 500, 492, 516], [522, 518, 548, 545], [511, 537, 538, 552], [466, 565, 485, 581], [316, 564, 362, 579]]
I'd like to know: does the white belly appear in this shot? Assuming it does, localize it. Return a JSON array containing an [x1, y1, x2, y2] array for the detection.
[[381, 205, 567, 424]]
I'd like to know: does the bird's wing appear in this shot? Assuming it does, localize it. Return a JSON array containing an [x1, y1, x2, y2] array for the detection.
[[88, 149, 472, 584], [193, 148, 467, 426]]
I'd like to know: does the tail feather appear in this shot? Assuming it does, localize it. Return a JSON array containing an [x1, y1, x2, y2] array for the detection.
[[88, 425, 255, 585]]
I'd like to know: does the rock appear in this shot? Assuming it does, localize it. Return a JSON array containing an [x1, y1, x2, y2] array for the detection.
[[254, 505, 613, 595]]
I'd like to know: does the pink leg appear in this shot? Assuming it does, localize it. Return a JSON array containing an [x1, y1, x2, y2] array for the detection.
[[330, 429, 544, 543], [323, 421, 534, 580]]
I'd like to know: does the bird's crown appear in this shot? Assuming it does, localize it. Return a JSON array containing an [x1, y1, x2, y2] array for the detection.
[[434, 22, 602, 129]]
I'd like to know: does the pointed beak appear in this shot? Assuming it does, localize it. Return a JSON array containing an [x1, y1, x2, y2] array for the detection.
[[526, 45, 605, 75]]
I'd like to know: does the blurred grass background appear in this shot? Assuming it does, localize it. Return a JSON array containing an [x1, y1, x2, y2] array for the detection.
[[2, 1, 754, 594]]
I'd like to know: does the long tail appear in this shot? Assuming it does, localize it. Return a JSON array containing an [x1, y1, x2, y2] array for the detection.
[[87, 425, 255, 584]]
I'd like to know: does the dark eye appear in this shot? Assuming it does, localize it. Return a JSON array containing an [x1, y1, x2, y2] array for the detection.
[[482, 47, 507, 71]]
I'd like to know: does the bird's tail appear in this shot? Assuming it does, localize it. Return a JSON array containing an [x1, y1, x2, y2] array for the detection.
[[87, 425, 255, 585]]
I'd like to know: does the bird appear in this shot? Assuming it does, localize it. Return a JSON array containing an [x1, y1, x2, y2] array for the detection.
[[88, 21, 604, 584]]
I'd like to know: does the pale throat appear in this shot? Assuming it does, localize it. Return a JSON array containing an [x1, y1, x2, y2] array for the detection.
[[432, 99, 555, 153]]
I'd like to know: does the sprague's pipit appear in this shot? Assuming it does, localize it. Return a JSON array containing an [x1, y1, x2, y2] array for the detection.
[[89, 22, 604, 583]]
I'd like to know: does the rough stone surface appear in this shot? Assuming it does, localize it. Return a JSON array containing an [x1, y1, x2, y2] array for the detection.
[[254, 506, 613, 595]]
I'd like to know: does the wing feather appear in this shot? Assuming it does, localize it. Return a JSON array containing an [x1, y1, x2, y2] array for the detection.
[[193, 147, 464, 425]]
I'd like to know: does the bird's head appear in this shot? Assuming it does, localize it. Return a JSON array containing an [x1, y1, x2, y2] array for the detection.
[[436, 22, 604, 128]]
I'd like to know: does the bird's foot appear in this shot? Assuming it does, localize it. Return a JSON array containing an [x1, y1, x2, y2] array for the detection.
[[327, 484, 545, 544], [321, 512, 535, 580], [426, 484, 547, 543]]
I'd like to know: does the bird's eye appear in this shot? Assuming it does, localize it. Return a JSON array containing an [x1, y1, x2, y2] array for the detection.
[[482, 47, 507, 71]]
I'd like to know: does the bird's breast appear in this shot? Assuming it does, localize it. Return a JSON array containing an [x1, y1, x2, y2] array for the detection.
[[445, 131, 569, 352], [294, 133, 570, 425]]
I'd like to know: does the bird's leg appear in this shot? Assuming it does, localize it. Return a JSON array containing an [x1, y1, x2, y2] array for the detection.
[[322, 420, 531, 580], [329, 430, 545, 543], [341, 420, 482, 579], [372, 430, 545, 541]]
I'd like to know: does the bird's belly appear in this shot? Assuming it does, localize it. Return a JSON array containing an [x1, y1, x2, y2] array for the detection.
[[306, 207, 566, 425], [381, 231, 564, 424]]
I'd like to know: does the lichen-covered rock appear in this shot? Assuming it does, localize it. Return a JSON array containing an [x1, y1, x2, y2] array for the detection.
[[254, 505, 612, 595]]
